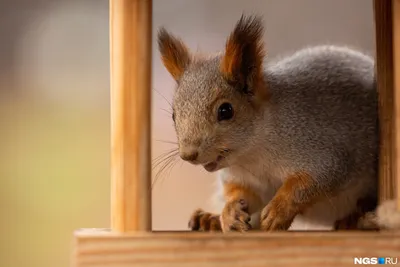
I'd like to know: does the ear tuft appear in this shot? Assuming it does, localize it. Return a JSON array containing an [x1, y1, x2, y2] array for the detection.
[[221, 15, 265, 94], [157, 27, 191, 81]]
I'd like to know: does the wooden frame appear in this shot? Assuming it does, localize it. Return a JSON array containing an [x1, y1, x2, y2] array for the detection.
[[73, 0, 400, 266]]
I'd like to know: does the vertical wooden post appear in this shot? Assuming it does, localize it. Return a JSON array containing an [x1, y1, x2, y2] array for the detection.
[[393, 0, 400, 210], [109, 0, 152, 232], [374, 0, 396, 204]]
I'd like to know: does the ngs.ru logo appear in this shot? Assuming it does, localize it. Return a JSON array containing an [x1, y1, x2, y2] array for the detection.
[[354, 257, 398, 265]]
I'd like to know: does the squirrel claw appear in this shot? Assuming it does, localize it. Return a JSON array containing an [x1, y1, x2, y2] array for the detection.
[[221, 199, 252, 233], [188, 209, 222, 232], [260, 201, 294, 231]]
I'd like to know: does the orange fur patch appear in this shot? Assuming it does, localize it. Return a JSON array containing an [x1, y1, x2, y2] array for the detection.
[[221, 41, 242, 80], [273, 171, 316, 213], [220, 16, 267, 100], [223, 182, 263, 214], [221, 37, 264, 82], [188, 209, 221, 231], [260, 171, 318, 230], [157, 28, 191, 81]]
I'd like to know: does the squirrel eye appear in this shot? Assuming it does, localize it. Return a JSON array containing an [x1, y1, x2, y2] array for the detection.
[[217, 103, 234, 121], [172, 111, 175, 122]]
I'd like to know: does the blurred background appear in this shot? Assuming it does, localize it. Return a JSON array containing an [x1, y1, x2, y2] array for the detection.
[[0, 0, 374, 266]]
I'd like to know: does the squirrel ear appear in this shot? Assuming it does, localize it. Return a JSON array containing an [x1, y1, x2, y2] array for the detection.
[[157, 28, 191, 82], [221, 15, 265, 95]]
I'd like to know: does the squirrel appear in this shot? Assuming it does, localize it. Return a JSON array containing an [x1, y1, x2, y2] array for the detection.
[[157, 15, 400, 232]]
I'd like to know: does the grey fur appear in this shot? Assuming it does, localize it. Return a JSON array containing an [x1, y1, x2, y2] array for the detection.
[[159, 17, 378, 229]]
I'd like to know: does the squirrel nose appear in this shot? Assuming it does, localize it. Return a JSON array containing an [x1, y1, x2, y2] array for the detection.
[[180, 149, 199, 162]]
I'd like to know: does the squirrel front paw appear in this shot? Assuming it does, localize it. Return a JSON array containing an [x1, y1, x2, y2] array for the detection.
[[260, 199, 295, 231], [260, 172, 319, 231], [188, 209, 222, 231], [221, 199, 252, 233]]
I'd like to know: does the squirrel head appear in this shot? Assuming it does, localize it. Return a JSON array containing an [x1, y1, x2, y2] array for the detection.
[[157, 15, 268, 172]]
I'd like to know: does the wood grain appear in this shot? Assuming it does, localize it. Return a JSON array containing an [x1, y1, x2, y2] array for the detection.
[[73, 229, 400, 267], [393, 0, 400, 210], [110, 0, 152, 232], [374, 0, 396, 203]]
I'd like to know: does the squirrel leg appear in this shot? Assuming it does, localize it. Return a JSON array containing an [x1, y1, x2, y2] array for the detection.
[[260, 171, 327, 231], [220, 182, 264, 233]]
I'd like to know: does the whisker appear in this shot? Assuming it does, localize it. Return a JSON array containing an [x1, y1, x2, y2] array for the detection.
[[152, 151, 179, 189], [152, 155, 176, 173], [152, 149, 178, 171], [152, 148, 179, 170], [163, 155, 180, 187], [153, 87, 173, 109], [152, 147, 177, 160], [155, 139, 178, 145], [152, 155, 175, 187], [161, 108, 173, 115], [152, 150, 173, 167]]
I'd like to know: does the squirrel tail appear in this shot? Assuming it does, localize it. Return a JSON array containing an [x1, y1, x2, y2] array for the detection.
[[359, 73, 400, 230], [357, 200, 400, 230]]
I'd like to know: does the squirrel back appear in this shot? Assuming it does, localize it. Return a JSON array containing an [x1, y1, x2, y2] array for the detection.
[[261, 45, 377, 187]]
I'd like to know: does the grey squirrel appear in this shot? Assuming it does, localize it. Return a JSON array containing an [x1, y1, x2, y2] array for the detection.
[[157, 15, 399, 231]]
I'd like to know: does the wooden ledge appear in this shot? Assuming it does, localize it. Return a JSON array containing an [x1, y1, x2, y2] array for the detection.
[[74, 229, 400, 267]]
